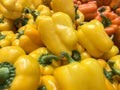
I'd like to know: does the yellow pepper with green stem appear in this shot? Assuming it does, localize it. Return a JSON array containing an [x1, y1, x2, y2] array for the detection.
[[97, 59, 118, 90], [77, 19, 113, 58], [29, 47, 61, 75], [53, 51, 106, 90], [12, 23, 43, 54], [0, 46, 40, 90], [36, 12, 78, 56]]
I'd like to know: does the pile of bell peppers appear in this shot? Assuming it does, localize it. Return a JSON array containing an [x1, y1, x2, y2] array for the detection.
[[0, 0, 120, 90]]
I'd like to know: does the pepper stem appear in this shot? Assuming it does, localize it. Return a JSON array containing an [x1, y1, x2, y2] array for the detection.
[[108, 60, 120, 76], [60, 52, 75, 63], [71, 50, 81, 61], [38, 54, 59, 66], [0, 67, 9, 85], [38, 86, 47, 90], [103, 68, 114, 83], [74, 5, 79, 20], [0, 62, 16, 90], [100, 13, 111, 27]]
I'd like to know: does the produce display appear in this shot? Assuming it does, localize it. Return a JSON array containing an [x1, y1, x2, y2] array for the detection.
[[0, 0, 120, 90]]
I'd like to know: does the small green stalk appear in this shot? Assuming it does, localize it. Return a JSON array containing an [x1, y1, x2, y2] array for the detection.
[[38, 86, 47, 90], [0, 33, 6, 40], [108, 60, 120, 76], [38, 54, 59, 66], [71, 50, 81, 61], [103, 68, 114, 83], [16, 30, 24, 39], [60, 52, 80, 63], [100, 13, 112, 27]]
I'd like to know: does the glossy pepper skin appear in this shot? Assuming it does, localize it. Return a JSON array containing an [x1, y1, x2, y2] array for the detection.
[[12, 23, 43, 54], [38, 75, 60, 90], [36, 12, 78, 56], [77, 19, 113, 58], [50, 0, 75, 20], [0, 31, 15, 47], [0, 46, 26, 64], [102, 45, 119, 60], [0, 46, 40, 90], [0, 0, 43, 19], [53, 52, 106, 90]]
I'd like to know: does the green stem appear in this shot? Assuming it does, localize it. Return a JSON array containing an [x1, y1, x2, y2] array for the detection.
[[74, 5, 79, 20], [60, 52, 76, 63], [71, 50, 81, 61], [0, 62, 16, 90], [38, 54, 59, 66], [108, 60, 120, 76], [16, 30, 24, 39], [0, 18, 4, 23], [0, 33, 6, 40], [103, 68, 114, 83], [98, 7, 106, 13], [100, 13, 112, 27], [38, 86, 47, 90]]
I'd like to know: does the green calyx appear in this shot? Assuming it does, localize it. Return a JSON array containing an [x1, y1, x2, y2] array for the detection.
[[38, 86, 47, 90], [0, 62, 16, 90], [108, 60, 120, 76], [100, 13, 112, 27], [38, 54, 59, 66]]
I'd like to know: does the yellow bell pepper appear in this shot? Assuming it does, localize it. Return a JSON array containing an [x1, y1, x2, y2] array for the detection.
[[0, 46, 26, 64], [81, 51, 91, 60], [29, 47, 49, 60], [0, 14, 16, 31], [36, 12, 78, 56], [0, 0, 43, 19], [102, 45, 119, 60], [12, 24, 43, 54], [29, 47, 61, 75], [97, 59, 118, 90], [0, 31, 15, 47], [0, 54, 40, 90], [50, 0, 75, 20], [38, 75, 60, 90], [77, 19, 113, 58], [53, 52, 106, 90], [38, 53, 60, 75], [36, 5, 52, 16], [109, 55, 120, 70]]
